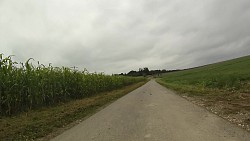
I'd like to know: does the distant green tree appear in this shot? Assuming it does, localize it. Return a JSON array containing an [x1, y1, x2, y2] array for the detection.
[[143, 67, 150, 75]]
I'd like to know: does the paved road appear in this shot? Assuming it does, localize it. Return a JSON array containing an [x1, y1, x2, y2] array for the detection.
[[52, 80, 250, 141]]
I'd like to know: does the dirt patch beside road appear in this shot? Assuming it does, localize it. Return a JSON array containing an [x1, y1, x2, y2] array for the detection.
[[185, 92, 250, 131]]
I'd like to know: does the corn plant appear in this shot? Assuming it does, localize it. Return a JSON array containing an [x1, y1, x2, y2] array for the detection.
[[0, 54, 145, 116]]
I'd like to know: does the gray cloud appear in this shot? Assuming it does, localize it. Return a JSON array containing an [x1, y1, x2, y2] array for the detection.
[[1, 0, 250, 74]]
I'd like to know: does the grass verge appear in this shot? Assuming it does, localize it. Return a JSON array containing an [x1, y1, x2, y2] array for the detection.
[[0, 80, 148, 140]]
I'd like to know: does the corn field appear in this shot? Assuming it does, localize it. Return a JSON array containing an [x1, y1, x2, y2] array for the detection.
[[0, 54, 145, 116]]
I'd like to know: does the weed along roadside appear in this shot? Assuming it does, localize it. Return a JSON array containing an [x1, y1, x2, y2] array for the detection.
[[156, 55, 250, 132], [0, 54, 148, 140]]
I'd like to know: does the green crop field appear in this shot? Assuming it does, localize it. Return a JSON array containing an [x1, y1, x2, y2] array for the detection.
[[159, 55, 250, 94], [0, 54, 145, 116]]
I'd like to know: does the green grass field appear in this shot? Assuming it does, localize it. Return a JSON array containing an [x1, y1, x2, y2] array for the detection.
[[157, 55, 250, 131], [159, 55, 250, 95]]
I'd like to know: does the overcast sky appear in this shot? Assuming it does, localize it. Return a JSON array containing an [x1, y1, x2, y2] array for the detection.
[[1, 0, 250, 74]]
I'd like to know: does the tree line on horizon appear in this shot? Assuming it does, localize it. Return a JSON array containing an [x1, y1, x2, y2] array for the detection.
[[119, 67, 180, 77]]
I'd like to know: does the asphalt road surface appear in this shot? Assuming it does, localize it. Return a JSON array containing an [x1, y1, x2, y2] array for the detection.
[[52, 80, 250, 141]]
